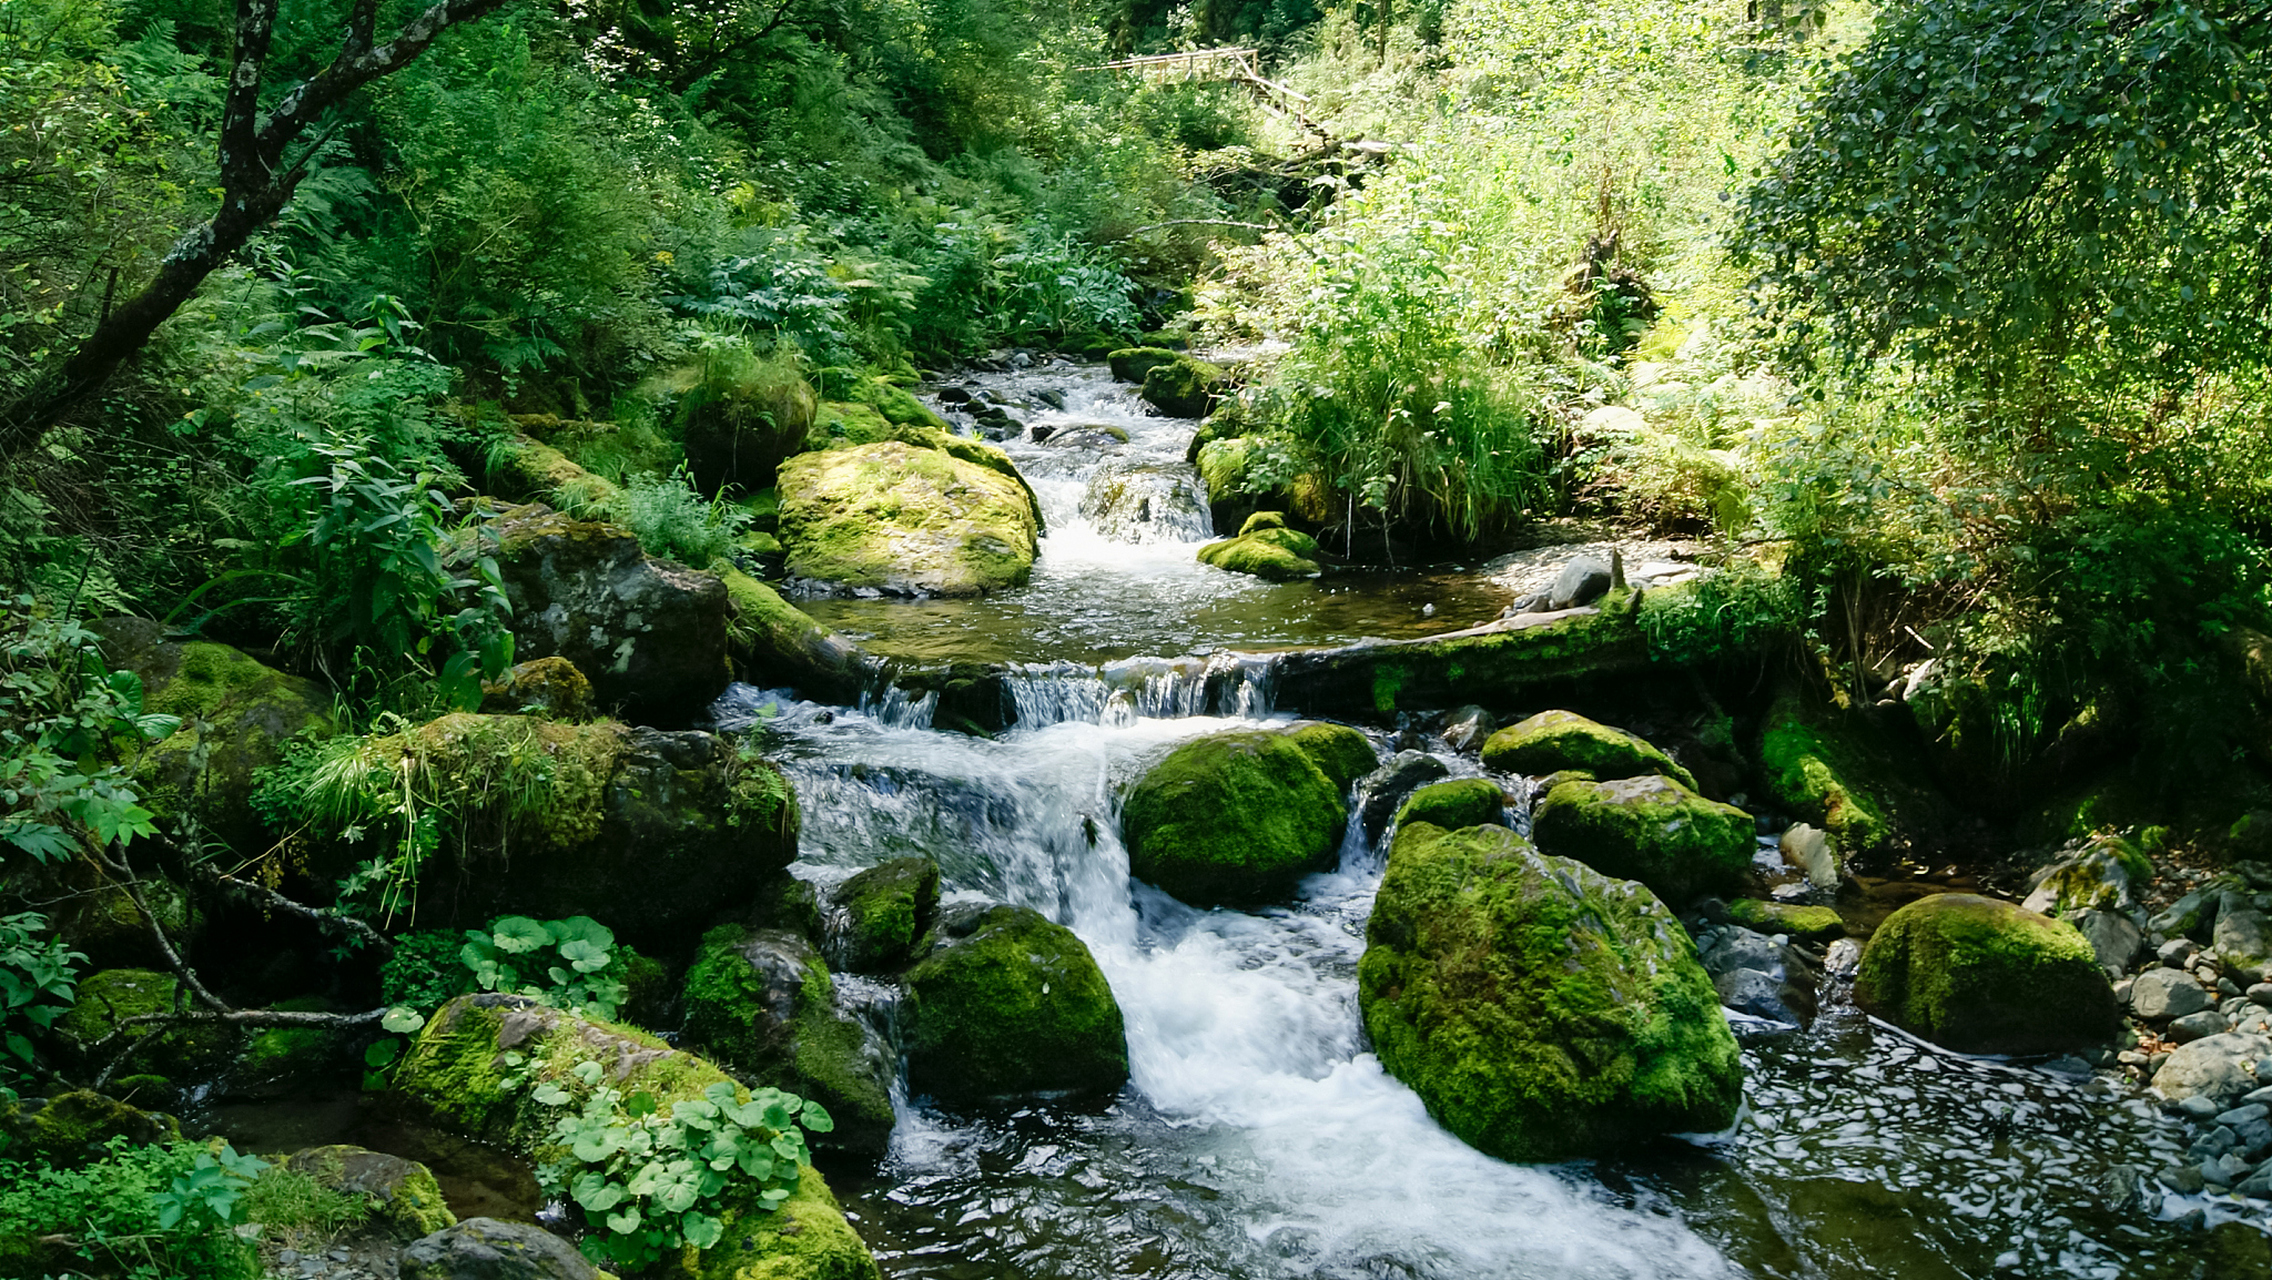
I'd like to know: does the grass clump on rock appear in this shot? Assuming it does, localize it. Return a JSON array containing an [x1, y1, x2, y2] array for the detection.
[[1359, 820, 1742, 1162], [1122, 720, 1376, 906], [1852, 893, 2118, 1055]]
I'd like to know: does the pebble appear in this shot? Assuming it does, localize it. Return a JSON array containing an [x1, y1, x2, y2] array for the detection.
[[2249, 983, 2272, 1007], [2181, 1095, 2223, 1119], [2163, 938, 2204, 967], [2218, 1103, 2270, 1128]]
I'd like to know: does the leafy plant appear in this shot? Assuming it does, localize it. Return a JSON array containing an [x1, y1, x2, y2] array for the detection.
[[458, 915, 627, 1020], [0, 602, 179, 865], [0, 911, 82, 1068], [0, 1138, 266, 1280], [603, 466, 752, 568], [151, 1144, 269, 1230]]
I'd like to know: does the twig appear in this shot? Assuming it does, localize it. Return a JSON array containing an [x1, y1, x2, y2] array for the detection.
[[193, 863, 393, 954]]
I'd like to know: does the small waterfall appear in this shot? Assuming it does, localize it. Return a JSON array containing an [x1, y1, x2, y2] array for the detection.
[[1000, 651, 1276, 728], [860, 684, 937, 729]]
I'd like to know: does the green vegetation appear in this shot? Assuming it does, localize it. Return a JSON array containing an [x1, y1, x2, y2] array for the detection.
[[1852, 893, 2119, 1055], [1122, 721, 1375, 906], [1479, 710, 1697, 788], [1529, 775, 1753, 907], [901, 905, 1129, 1102], [0, 1138, 267, 1280]]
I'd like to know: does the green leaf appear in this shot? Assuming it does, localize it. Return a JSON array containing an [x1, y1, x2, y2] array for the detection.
[[381, 1006, 427, 1034], [605, 1206, 642, 1235], [797, 1101, 834, 1134], [490, 916, 550, 954], [364, 1039, 402, 1069], [681, 1211, 724, 1250]]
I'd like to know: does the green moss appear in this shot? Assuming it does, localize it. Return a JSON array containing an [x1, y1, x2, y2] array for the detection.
[[1480, 710, 1698, 788], [1268, 603, 1655, 718], [1393, 779, 1506, 832], [1358, 822, 1742, 1162], [275, 1145, 453, 1240], [1725, 898, 1847, 941], [393, 995, 879, 1280], [902, 905, 1128, 1102], [1107, 347, 1181, 384], [236, 996, 345, 1087], [478, 656, 596, 719], [486, 433, 621, 513], [1851, 893, 2118, 1054], [0, 1089, 181, 1165], [777, 441, 1040, 596], [1758, 695, 1893, 854], [56, 969, 237, 1078], [1122, 723, 1376, 906], [1530, 775, 1753, 907], [1195, 525, 1322, 581], [831, 857, 940, 973], [1140, 355, 1227, 418]]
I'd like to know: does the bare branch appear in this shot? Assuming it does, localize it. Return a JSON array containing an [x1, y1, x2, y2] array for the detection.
[[192, 862, 393, 954]]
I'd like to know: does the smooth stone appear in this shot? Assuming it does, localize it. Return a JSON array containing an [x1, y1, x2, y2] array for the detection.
[[2174, 1010, 2235, 1042], [2131, 967, 2214, 1020], [2161, 1164, 2208, 1194], [2157, 1033, 2272, 1107], [2162, 937, 2204, 967]]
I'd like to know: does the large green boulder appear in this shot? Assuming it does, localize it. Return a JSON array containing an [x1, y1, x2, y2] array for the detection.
[[1359, 821, 1743, 1162], [1122, 721, 1377, 906], [0, 1089, 181, 1166], [1195, 512, 1323, 582], [680, 351, 819, 494], [1107, 346, 1181, 384], [290, 713, 798, 942], [1139, 355, 1228, 418], [1392, 779, 1506, 832], [828, 858, 940, 974], [391, 993, 880, 1280], [902, 905, 1127, 1102], [777, 440, 1041, 596], [679, 926, 897, 1158], [91, 618, 334, 853], [1530, 774, 1753, 906], [1480, 710, 1697, 789], [1852, 893, 2119, 1055]]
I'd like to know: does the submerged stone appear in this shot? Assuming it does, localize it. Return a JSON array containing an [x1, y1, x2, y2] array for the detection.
[[902, 904, 1128, 1102], [1530, 773, 1753, 907], [1358, 821, 1743, 1161], [1852, 893, 2119, 1055], [1123, 721, 1376, 906]]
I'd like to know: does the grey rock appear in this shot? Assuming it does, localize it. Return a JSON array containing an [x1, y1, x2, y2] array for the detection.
[[1823, 937, 1863, 978], [1441, 706, 1495, 753], [2252, 984, 2272, 1007], [1358, 751, 1454, 840], [2155, 1033, 2272, 1107], [2217, 909, 2272, 982], [2218, 1103, 2270, 1128], [2210, 1152, 2255, 1185], [2160, 935, 2205, 967], [2240, 1163, 2272, 1199], [2242, 1083, 2272, 1109], [2023, 838, 2147, 915], [2153, 892, 2217, 940], [2173, 1010, 2234, 1042], [398, 1218, 603, 1280], [2131, 968, 2213, 1020], [2069, 908, 2144, 979], [1700, 926, 1817, 1028], [2160, 1164, 2207, 1194], [1547, 557, 1613, 610], [2097, 1164, 2155, 1214]]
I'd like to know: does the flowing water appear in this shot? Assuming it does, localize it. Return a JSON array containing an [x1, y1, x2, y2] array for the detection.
[[710, 363, 2231, 1279]]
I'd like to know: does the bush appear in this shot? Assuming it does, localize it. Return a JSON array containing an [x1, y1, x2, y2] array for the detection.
[[0, 1139, 266, 1280]]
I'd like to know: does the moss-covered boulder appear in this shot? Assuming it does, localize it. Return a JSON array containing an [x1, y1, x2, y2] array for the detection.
[[1107, 346, 1180, 384], [0, 1089, 181, 1166], [1725, 898, 1846, 942], [828, 858, 940, 974], [1122, 721, 1377, 906], [231, 996, 353, 1098], [479, 656, 596, 719], [1392, 779, 1506, 832], [302, 714, 798, 941], [902, 904, 1126, 1102], [1195, 512, 1323, 582], [1139, 355, 1228, 418], [1852, 893, 2120, 1055], [477, 504, 732, 726], [1359, 821, 1743, 1162], [282, 1145, 455, 1240], [714, 565, 867, 703], [680, 352, 819, 494], [91, 617, 334, 853], [52, 968, 238, 1079], [777, 441, 1041, 596], [1480, 710, 1697, 788], [391, 993, 880, 1280], [1758, 694, 1901, 856], [1530, 774, 1753, 907], [2019, 834, 2154, 916], [678, 926, 896, 1158], [482, 431, 620, 514]]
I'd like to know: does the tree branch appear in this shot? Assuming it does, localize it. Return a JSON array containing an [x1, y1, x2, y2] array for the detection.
[[192, 861, 393, 954]]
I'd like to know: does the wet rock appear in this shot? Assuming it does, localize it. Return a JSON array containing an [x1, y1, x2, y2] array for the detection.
[[398, 1217, 603, 1280], [1044, 425, 1131, 450], [0, 1089, 180, 1166], [2020, 834, 2153, 916], [2160, 1164, 2207, 1194], [1079, 462, 1210, 544], [1824, 937, 1863, 978], [1139, 355, 1229, 418], [2132, 968, 2214, 1020], [392, 994, 879, 1279], [1725, 898, 1846, 942], [1531, 773, 1754, 906], [1358, 820, 1743, 1161], [2174, 1010, 2236, 1043], [1852, 894, 2119, 1055], [778, 440, 1042, 597], [1124, 721, 1376, 906], [478, 504, 731, 725], [2154, 1032, 2272, 1108], [1392, 779, 1506, 833], [284, 1145, 455, 1240], [1546, 558, 1612, 610], [1358, 751, 1452, 840], [2097, 1164, 2159, 1215], [1196, 511, 1323, 582], [902, 904, 1128, 1102], [679, 925, 896, 1157], [1478, 710, 1697, 788], [1441, 706, 1494, 753], [714, 566, 867, 703], [1699, 926, 1818, 1028], [1106, 346, 1180, 384], [828, 857, 941, 974], [1778, 823, 1838, 890], [2067, 908, 2144, 979]]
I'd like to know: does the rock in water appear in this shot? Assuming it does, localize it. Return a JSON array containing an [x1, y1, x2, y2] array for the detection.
[[1107, 346, 1181, 384], [1725, 897, 1847, 942], [480, 504, 731, 726], [1358, 820, 1743, 1161], [1778, 823, 1838, 889], [1698, 926, 1819, 1028], [1122, 721, 1377, 906], [678, 926, 898, 1157], [1392, 779, 1506, 832], [1196, 511, 1324, 581], [1530, 774, 1753, 906], [1357, 750, 1453, 840], [399, 1218, 600, 1280], [902, 905, 1128, 1101], [1139, 355, 1229, 418], [828, 857, 942, 974], [1852, 894, 2119, 1054], [1080, 462, 1212, 544], [777, 440, 1041, 596], [1479, 709, 1697, 787]]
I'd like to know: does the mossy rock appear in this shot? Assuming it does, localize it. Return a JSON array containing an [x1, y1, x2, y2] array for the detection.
[[813, 369, 948, 430], [902, 905, 1127, 1102], [90, 618, 335, 853], [0, 1089, 181, 1166], [828, 858, 940, 974], [1725, 898, 1847, 942], [53, 968, 238, 1079], [713, 565, 867, 703], [479, 656, 596, 719], [483, 432, 620, 514], [777, 441, 1041, 596], [391, 993, 880, 1280], [1139, 355, 1228, 418], [2019, 833, 2154, 916], [1359, 821, 1743, 1162], [1195, 524, 1322, 582], [1480, 710, 1697, 789], [678, 925, 897, 1158], [1122, 721, 1377, 907], [1107, 347, 1181, 384], [301, 714, 799, 943], [1531, 774, 1753, 907], [1757, 694, 1907, 856], [1852, 893, 2119, 1054], [681, 354, 819, 494], [282, 1144, 456, 1240], [232, 996, 353, 1097], [1393, 779, 1506, 832]]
